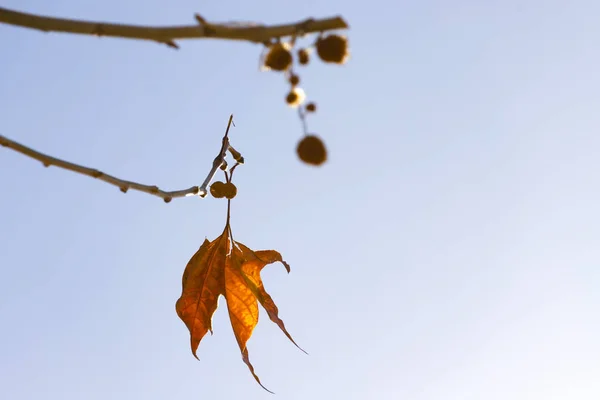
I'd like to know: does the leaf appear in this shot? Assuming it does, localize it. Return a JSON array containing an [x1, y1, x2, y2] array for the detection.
[[175, 236, 228, 358], [234, 242, 305, 353], [175, 229, 303, 392]]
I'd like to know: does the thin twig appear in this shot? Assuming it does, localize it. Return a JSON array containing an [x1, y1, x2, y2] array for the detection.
[[0, 115, 240, 202], [298, 107, 309, 136], [0, 7, 348, 49], [0, 134, 196, 202], [198, 114, 235, 195]]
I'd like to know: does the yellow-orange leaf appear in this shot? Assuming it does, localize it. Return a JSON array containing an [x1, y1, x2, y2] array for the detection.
[[175, 229, 303, 392]]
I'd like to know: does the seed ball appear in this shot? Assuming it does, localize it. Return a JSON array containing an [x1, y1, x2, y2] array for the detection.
[[315, 34, 349, 64], [285, 87, 306, 108], [210, 181, 226, 198], [223, 182, 238, 199], [305, 102, 317, 112], [297, 48, 310, 65], [286, 91, 298, 104], [296, 135, 327, 166], [288, 74, 300, 86], [264, 42, 293, 71]]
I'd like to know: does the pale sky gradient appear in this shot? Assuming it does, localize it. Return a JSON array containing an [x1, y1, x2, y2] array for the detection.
[[1, 1, 600, 399]]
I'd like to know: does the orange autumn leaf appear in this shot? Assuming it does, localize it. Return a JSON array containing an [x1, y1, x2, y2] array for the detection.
[[175, 228, 304, 392]]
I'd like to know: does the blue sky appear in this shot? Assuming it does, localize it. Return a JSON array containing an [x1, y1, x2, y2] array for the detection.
[[1, 0, 600, 399]]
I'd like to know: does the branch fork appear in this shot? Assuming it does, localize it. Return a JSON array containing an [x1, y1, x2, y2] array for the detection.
[[0, 115, 242, 203]]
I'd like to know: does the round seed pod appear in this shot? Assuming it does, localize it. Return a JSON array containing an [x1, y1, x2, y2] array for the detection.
[[263, 42, 293, 71], [286, 91, 298, 105], [223, 182, 238, 199], [285, 87, 305, 108], [297, 48, 310, 65], [210, 181, 226, 198], [288, 74, 300, 86], [296, 135, 327, 166], [315, 34, 349, 64], [305, 102, 317, 112]]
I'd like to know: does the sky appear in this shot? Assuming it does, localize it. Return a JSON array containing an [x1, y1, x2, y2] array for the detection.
[[1, 0, 600, 399]]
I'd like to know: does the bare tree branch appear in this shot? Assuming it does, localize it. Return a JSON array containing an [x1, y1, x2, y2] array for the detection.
[[0, 7, 348, 48], [0, 115, 240, 203]]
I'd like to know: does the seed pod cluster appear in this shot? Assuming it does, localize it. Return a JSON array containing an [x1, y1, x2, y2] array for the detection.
[[260, 32, 348, 166], [210, 181, 238, 199]]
